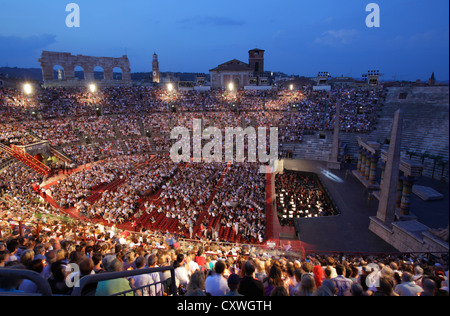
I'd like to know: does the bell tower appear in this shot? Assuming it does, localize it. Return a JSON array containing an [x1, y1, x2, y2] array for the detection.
[[248, 48, 265, 75], [152, 53, 160, 83]]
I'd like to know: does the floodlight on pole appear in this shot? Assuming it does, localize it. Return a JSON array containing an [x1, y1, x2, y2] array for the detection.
[[23, 83, 33, 95], [89, 83, 97, 93]]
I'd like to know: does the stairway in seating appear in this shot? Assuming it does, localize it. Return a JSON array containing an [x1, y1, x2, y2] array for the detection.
[[50, 146, 73, 164], [193, 162, 231, 239], [366, 95, 449, 179], [0, 144, 51, 176], [291, 133, 333, 161], [85, 176, 126, 205]]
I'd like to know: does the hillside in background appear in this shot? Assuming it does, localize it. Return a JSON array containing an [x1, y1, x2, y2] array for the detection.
[[0, 67, 208, 83], [1, 67, 448, 85], [0, 67, 42, 81]]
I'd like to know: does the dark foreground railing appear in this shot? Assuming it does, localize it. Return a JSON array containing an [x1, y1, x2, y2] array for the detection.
[[0, 269, 52, 296], [0, 266, 176, 297], [71, 266, 177, 296]]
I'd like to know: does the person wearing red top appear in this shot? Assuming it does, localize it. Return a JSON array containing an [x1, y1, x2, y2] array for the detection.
[[195, 248, 207, 272], [313, 262, 326, 288]]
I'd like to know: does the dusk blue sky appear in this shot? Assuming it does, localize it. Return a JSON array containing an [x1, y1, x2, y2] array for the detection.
[[0, 0, 448, 81]]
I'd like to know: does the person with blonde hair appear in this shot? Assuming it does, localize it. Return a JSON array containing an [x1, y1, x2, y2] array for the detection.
[[19, 249, 34, 269]]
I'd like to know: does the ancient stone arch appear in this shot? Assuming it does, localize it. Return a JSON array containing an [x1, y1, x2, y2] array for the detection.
[[38, 51, 131, 87]]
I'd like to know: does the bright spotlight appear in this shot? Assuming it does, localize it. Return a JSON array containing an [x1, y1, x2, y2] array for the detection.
[[167, 83, 174, 92], [289, 84, 294, 91], [228, 82, 234, 91], [318, 167, 344, 183], [23, 83, 33, 95], [89, 84, 97, 93]]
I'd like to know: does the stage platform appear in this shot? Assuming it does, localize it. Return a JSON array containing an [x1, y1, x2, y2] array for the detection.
[[268, 159, 449, 253]]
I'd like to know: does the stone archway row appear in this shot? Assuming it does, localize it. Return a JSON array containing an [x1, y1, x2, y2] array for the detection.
[[39, 51, 131, 83]]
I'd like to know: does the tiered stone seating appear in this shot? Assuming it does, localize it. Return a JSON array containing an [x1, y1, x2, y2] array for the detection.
[[85, 177, 126, 205]]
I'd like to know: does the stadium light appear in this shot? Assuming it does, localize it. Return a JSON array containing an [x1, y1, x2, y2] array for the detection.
[[23, 83, 33, 95], [89, 83, 97, 93]]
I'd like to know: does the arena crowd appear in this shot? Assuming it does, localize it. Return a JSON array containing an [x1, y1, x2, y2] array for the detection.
[[3, 84, 446, 297]]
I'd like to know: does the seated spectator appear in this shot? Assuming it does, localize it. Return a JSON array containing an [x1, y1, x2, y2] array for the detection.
[[95, 259, 134, 296], [225, 273, 243, 297], [238, 260, 264, 296], [205, 260, 229, 296], [394, 272, 423, 296], [18, 259, 45, 294], [312, 279, 337, 296], [295, 274, 317, 296], [184, 270, 207, 296], [332, 264, 353, 296]]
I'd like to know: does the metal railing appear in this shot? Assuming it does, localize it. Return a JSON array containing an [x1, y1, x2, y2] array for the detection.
[[0, 266, 176, 296], [71, 266, 177, 296], [0, 269, 53, 296]]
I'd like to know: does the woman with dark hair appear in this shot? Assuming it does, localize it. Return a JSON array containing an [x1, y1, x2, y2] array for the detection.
[[195, 248, 207, 272], [270, 286, 289, 296], [372, 277, 399, 296], [263, 262, 285, 296], [47, 261, 72, 295], [174, 253, 189, 293]]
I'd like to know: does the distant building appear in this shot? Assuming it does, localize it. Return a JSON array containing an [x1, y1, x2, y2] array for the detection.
[[362, 70, 382, 86], [209, 48, 269, 89], [152, 53, 160, 84], [428, 72, 436, 86], [38, 51, 132, 87], [160, 72, 179, 84]]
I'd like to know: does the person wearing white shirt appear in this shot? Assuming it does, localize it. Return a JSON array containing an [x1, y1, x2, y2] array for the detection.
[[174, 254, 189, 289], [188, 254, 199, 275], [205, 260, 230, 296]]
